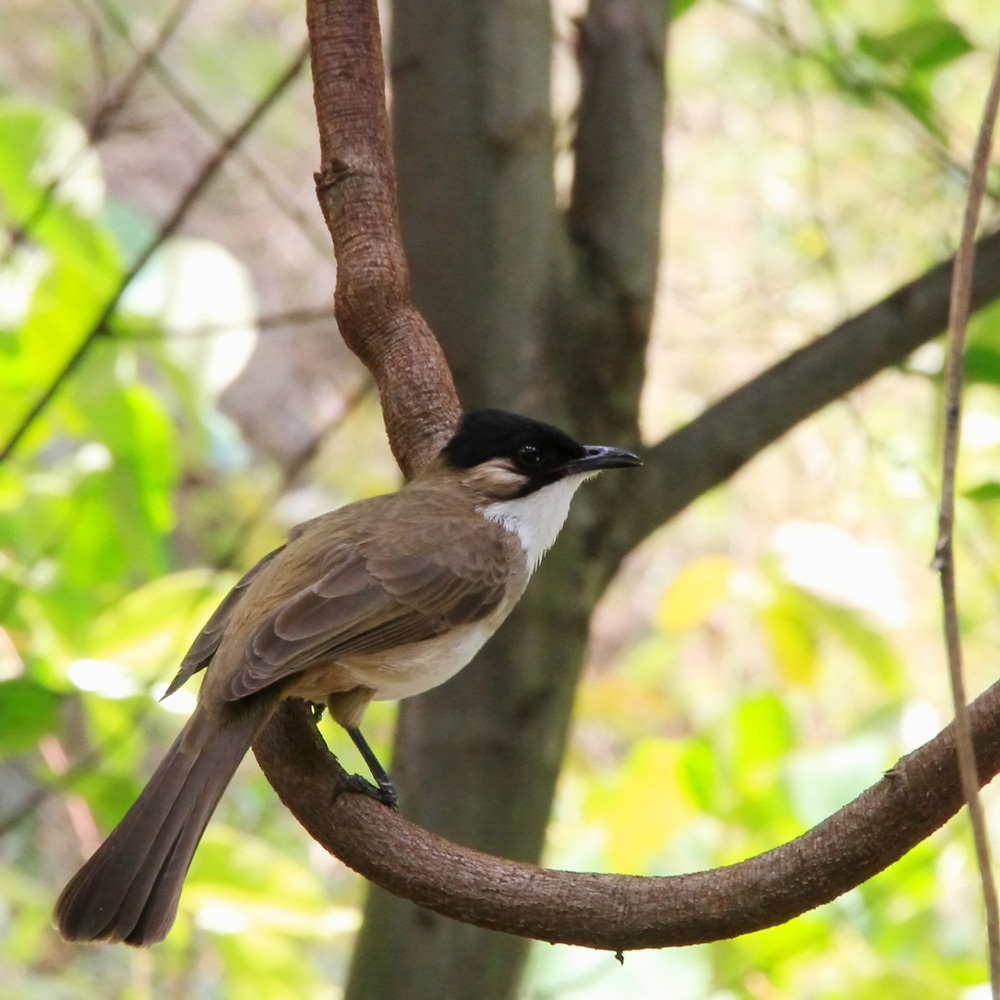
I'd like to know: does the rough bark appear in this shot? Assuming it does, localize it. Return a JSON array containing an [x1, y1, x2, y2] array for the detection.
[[345, 2, 666, 998], [255, 670, 1000, 948], [254, 2, 1000, 999], [305, 0, 460, 473]]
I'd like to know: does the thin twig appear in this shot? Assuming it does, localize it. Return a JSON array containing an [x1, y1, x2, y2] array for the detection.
[[933, 43, 1000, 997], [114, 304, 337, 340], [87, 0, 197, 143], [87, 0, 330, 256], [1, 0, 194, 268], [0, 44, 309, 467]]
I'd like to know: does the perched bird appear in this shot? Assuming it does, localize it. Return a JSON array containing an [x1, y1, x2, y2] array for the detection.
[[54, 409, 641, 946]]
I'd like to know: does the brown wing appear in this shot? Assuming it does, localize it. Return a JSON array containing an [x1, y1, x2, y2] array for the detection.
[[220, 517, 514, 702], [161, 547, 285, 698]]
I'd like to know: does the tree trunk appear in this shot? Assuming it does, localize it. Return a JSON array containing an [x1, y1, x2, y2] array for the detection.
[[345, 1, 666, 997]]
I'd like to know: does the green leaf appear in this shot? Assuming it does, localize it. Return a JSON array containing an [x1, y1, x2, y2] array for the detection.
[[676, 738, 718, 813], [964, 481, 1000, 503], [732, 692, 797, 769], [0, 99, 120, 287], [964, 343, 1000, 387], [83, 569, 235, 681], [857, 20, 973, 73], [586, 739, 699, 873], [887, 81, 944, 141], [0, 677, 61, 752], [762, 594, 820, 687], [0, 99, 99, 217], [671, 0, 703, 21], [184, 826, 347, 942], [60, 360, 179, 577]]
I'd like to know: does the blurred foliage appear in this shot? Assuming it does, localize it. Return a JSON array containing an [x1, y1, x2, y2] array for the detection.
[[2, 0, 1000, 999]]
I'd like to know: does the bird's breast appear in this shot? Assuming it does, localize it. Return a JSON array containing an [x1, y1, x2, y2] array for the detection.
[[285, 620, 505, 704]]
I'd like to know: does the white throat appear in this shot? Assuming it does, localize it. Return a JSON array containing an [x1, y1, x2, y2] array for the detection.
[[480, 475, 586, 572]]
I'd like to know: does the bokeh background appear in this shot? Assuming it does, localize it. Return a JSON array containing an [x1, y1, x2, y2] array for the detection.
[[3, 0, 1000, 997]]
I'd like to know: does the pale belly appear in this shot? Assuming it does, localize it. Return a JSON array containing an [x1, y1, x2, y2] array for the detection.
[[289, 622, 496, 703]]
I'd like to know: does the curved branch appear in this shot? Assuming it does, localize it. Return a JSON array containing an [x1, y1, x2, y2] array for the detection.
[[306, 0, 460, 476], [254, 676, 1000, 950]]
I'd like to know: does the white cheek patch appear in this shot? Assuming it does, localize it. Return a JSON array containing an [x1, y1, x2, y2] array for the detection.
[[480, 474, 586, 572]]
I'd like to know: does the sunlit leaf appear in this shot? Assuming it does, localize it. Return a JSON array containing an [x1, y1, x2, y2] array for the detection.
[[83, 569, 236, 682], [186, 826, 334, 932], [676, 738, 718, 813], [120, 238, 259, 402], [0, 98, 105, 220], [655, 554, 735, 633], [732, 692, 797, 769], [857, 20, 973, 73], [761, 594, 819, 687]]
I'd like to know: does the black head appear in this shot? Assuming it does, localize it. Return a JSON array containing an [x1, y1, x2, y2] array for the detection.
[[441, 409, 641, 496]]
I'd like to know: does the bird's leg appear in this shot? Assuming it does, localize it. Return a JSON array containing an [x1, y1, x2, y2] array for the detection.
[[336, 726, 398, 810], [326, 689, 397, 809]]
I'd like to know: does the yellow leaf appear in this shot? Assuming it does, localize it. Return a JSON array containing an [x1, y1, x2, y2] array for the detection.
[[656, 555, 735, 633], [761, 599, 818, 687], [587, 739, 696, 873]]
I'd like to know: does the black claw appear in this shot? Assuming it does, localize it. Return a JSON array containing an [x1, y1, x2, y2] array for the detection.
[[375, 776, 399, 810], [334, 772, 399, 810], [344, 725, 398, 809]]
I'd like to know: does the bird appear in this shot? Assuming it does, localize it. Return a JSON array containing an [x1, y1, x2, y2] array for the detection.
[[54, 408, 641, 946]]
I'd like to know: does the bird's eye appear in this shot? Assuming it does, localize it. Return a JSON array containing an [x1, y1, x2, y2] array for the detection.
[[517, 443, 545, 468]]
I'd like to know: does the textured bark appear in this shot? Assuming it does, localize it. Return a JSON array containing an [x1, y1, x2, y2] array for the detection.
[[305, 0, 460, 474], [347, 2, 561, 994], [256, 2, 1000, 998], [345, 2, 665, 998], [255, 671, 1000, 948]]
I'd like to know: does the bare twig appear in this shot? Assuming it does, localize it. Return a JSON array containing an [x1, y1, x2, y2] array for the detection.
[[87, 0, 330, 256], [932, 44, 1000, 996], [1, 0, 193, 267], [114, 304, 337, 339], [0, 44, 309, 467], [87, 0, 196, 142]]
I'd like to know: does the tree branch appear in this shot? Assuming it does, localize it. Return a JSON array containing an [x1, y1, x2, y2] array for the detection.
[[610, 229, 1000, 561], [256, 0, 1000, 958], [254, 675, 1000, 950], [305, 0, 460, 476], [559, 0, 667, 438]]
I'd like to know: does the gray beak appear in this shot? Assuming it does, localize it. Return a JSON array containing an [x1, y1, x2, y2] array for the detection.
[[564, 444, 642, 475]]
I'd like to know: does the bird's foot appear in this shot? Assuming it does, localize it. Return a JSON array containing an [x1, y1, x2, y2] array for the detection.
[[334, 772, 399, 811]]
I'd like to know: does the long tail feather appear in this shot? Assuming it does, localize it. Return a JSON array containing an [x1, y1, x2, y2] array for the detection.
[[55, 703, 269, 946]]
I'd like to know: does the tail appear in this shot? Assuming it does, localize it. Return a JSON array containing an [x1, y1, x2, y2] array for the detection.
[[54, 702, 269, 946]]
